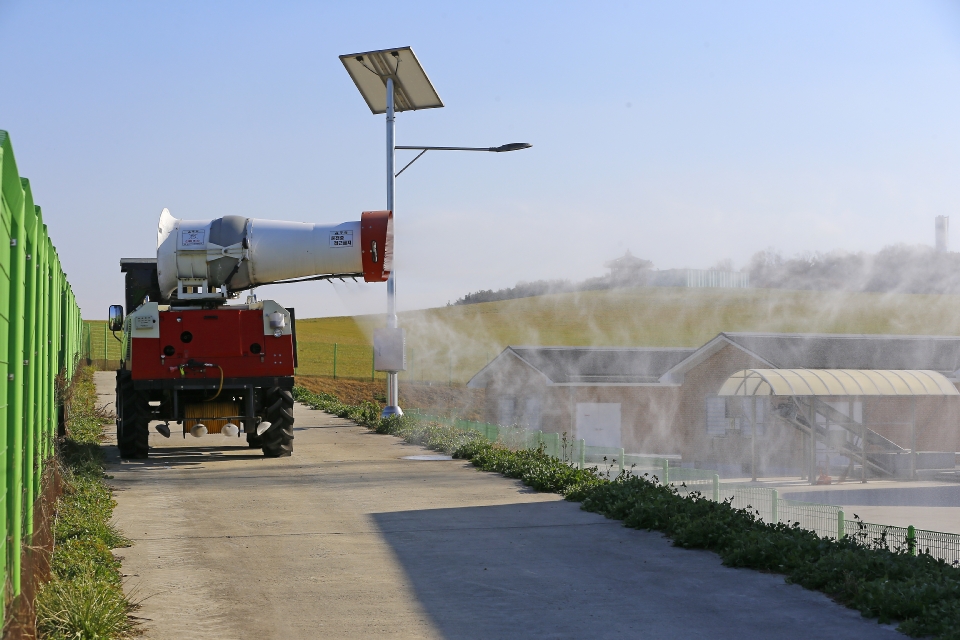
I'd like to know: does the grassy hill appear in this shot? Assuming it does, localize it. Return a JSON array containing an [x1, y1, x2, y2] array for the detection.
[[294, 286, 960, 383]]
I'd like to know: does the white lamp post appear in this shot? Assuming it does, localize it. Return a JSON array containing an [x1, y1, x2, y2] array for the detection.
[[340, 47, 530, 418]]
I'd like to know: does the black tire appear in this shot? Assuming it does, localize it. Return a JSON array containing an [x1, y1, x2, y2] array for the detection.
[[260, 386, 294, 458], [116, 369, 150, 459]]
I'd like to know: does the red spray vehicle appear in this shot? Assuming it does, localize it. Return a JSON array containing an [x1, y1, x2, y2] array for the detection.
[[109, 208, 392, 458]]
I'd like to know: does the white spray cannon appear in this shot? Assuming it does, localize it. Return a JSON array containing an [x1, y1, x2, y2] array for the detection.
[[155, 208, 393, 303]]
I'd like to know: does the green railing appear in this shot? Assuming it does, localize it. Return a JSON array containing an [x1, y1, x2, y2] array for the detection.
[[415, 411, 960, 566], [908, 526, 960, 561], [83, 319, 124, 370], [0, 131, 85, 620], [295, 342, 493, 384], [294, 342, 387, 380], [838, 520, 960, 561], [296, 342, 477, 383], [778, 497, 844, 539], [713, 483, 844, 540]]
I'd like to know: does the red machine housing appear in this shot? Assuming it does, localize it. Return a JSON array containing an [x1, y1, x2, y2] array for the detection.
[[131, 308, 294, 381], [360, 210, 393, 283]]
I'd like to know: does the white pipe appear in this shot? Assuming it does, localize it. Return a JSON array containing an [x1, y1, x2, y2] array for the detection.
[[386, 76, 397, 332], [156, 209, 367, 300]]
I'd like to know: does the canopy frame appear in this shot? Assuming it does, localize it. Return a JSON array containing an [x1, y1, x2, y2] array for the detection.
[[718, 369, 959, 398], [717, 369, 959, 485]]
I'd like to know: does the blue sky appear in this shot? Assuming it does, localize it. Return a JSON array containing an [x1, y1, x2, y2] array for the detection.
[[2, 1, 959, 318]]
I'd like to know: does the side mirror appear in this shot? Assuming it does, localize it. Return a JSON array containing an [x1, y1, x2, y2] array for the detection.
[[108, 305, 124, 332]]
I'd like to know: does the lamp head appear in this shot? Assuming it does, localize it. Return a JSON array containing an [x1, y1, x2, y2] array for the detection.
[[492, 143, 532, 152]]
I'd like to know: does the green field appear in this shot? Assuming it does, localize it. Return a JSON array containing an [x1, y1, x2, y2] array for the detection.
[[88, 287, 960, 383], [295, 286, 960, 383]]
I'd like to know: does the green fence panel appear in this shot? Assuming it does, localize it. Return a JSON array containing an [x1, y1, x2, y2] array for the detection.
[[22, 201, 37, 548], [664, 467, 717, 498], [622, 454, 670, 474], [729, 485, 776, 521], [0, 131, 84, 622], [84, 319, 124, 369], [907, 526, 957, 560], [0, 133, 15, 604]]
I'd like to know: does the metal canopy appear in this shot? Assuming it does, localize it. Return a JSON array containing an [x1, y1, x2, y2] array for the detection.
[[340, 47, 443, 114], [717, 369, 960, 397]]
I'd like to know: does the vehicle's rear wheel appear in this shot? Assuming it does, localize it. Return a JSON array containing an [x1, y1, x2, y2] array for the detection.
[[260, 386, 294, 458], [116, 369, 150, 459]]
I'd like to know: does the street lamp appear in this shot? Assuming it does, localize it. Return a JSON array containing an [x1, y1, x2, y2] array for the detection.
[[340, 46, 531, 418], [394, 143, 532, 177]]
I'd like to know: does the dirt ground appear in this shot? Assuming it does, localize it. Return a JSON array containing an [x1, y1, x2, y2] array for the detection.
[[295, 376, 485, 421]]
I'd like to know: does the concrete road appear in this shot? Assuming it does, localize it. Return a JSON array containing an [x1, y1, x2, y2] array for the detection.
[[96, 372, 899, 639]]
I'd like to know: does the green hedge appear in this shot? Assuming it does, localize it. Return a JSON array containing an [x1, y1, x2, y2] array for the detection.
[[294, 386, 960, 639]]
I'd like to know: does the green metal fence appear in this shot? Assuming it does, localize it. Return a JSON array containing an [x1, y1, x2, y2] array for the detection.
[[0, 131, 85, 619], [909, 526, 960, 561], [295, 342, 478, 384], [418, 411, 960, 566], [83, 319, 124, 370], [712, 483, 845, 540], [295, 341, 388, 380], [836, 520, 959, 562], [844, 520, 914, 554], [778, 497, 845, 539], [659, 468, 716, 501]]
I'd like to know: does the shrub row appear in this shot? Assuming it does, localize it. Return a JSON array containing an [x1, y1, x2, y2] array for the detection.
[[36, 367, 134, 639], [294, 386, 960, 638]]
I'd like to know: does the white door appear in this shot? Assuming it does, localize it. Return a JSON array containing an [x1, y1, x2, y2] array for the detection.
[[576, 403, 622, 448]]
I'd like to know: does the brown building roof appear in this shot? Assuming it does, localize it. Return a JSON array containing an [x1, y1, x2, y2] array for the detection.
[[470, 333, 960, 389], [470, 347, 696, 386], [723, 333, 960, 374]]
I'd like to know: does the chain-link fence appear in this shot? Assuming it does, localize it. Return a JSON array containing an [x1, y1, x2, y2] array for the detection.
[[911, 527, 960, 562], [294, 342, 489, 384], [292, 341, 388, 380], [84, 320, 123, 370]]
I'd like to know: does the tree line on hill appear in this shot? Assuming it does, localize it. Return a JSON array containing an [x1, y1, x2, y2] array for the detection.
[[453, 244, 960, 305], [748, 244, 960, 294]]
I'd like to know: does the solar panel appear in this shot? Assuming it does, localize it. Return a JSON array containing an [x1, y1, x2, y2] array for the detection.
[[339, 47, 443, 114]]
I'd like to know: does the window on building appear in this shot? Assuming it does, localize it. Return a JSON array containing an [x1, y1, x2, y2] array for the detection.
[[498, 396, 516, 426], [522, 396, 542, 430], [706, 397, 727, 436]]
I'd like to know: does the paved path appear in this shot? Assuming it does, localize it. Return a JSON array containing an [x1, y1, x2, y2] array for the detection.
[[96, 372, 900, 639]]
